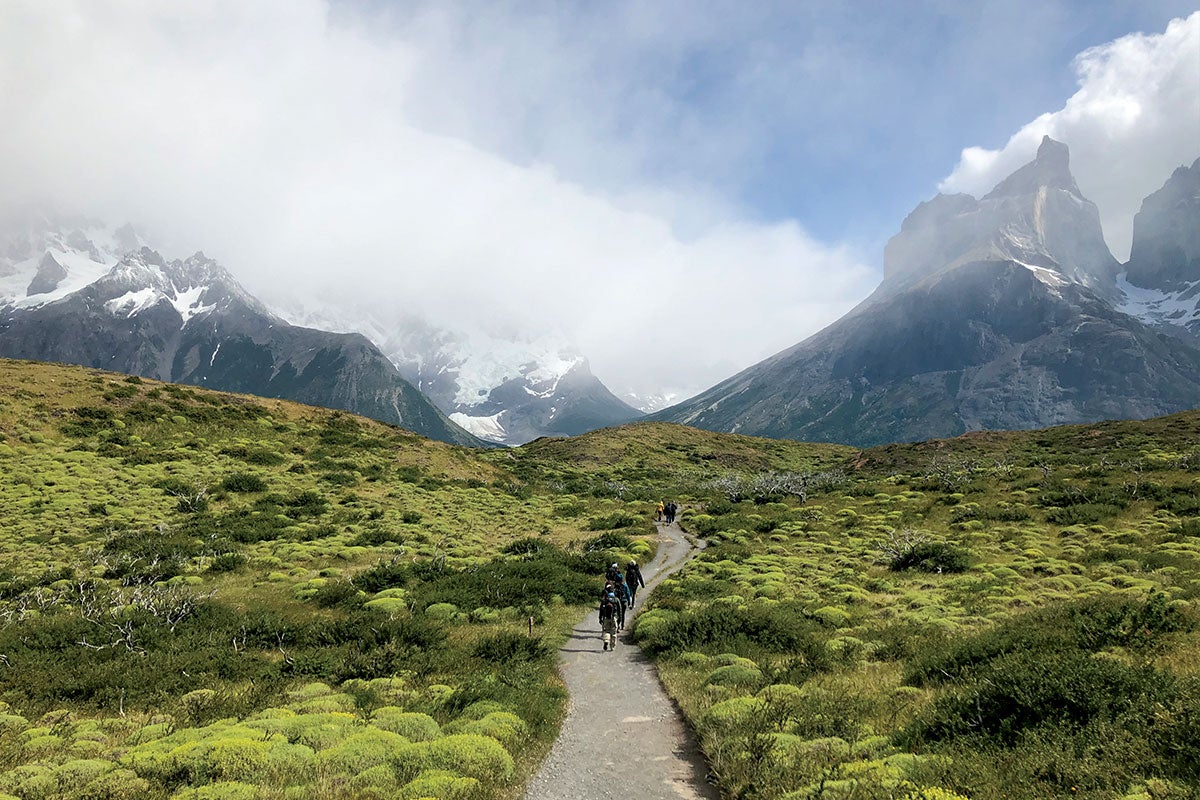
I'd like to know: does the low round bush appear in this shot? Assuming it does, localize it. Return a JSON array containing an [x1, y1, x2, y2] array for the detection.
[[221, 472, 267, 493], [318, 729, 410, 774], [349, 764, 399, 793], [52, 759, 112, 790], [425, 602, 460, 620], [80, 769, 150, 798], [702, 696, 762, 735], [462, 712, 528, 748], [812, 606, 849, 628], [393, 734, 515, 782], [371, 709, 441, 741], [711, 653, 758, 669], [397, 769, 481, 800], [704, 664, 764, 688], [171, 781, 259, 800]]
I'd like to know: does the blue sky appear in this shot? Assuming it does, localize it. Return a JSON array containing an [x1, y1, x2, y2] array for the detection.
[[338, 0, 1199, 254], [1, 1, 1198, 399]]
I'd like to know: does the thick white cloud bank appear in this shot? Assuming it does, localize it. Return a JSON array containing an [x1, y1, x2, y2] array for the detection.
[[941, 12, 1200, 261], [0, 0, 874, 401]]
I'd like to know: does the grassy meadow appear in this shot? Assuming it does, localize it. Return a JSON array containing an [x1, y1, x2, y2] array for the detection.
[[0, 359, 674, 800], [633, 416, 1200, 800], [1, 357, 1198, 800]]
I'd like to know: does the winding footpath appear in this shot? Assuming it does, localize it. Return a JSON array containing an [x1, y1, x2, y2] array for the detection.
[[524, 520, 719, 800]]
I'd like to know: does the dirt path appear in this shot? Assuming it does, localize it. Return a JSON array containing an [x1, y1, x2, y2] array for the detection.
[[523, 521, 718, 800]]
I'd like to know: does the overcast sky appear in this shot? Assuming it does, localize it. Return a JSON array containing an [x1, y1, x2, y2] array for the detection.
[[1, 1, 1197, 401]]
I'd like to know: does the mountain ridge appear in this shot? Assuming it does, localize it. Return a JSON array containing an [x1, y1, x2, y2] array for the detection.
[[650, 139, 1200, 446], [0, 223, 483, 447]]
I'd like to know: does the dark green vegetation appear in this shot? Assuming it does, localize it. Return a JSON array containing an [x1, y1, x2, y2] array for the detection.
[[3, 358, 1200, 800], [634, 416, 1200, 800]]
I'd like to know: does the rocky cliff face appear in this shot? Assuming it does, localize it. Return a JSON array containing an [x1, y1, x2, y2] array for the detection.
[[0, 223, 482, 447], [881, 136, 1120, 299], [1119, 157, 1200, 334], [652, 140, 1200, 446]]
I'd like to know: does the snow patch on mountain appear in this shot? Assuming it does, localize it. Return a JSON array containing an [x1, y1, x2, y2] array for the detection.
[[1015, 260, 1069, 292], [0, 218, 151, 309], [622, 389, 689, 414], [105, 288, 161, 318], [170, 285, 217, 325], [453, 337, 581, 408], [1117, 273, 1200, 328], [1, 247, 116, 307], [449, 411, 507, 442]]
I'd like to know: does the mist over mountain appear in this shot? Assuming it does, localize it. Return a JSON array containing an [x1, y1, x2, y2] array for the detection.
[[274, 303, 641, 446], [0, 217, 482, 447], [651, 139, 1200, 446]]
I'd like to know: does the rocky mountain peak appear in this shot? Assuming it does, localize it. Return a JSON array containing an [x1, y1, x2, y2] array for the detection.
[[1125, 156, 1200, 293], [881, 136, 1117, 296], [27, 252, 68, 296], [984, 136, 1081, 200]]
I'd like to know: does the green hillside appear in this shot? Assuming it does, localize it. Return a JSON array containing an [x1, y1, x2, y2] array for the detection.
[[634, 413, 1200, 800], [0, 359, 671, 800], [1, 357, 1198, 800]]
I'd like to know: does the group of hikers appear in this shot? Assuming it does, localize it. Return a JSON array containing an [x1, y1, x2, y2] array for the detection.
[[598, 560, 645, 651], [654, 500, 678, 524]]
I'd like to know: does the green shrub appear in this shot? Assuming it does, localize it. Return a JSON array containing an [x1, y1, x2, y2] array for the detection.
[[393, 734, 515, 782], [462, 711, 528, 748], [425, 603, 460, 620], [904, 649, 1179, 746], [1047, 503, 1123, 525], [370, 709, 440, 741], [635, 601, 829, 673], [207, 552, 246, 573], [890, 541, 970, 573], [906, 593, 1191, 686], [702, 696, 762, 734], [472, 633, 550, 664], [501, 537, 547, 557], [409, 547, 602, 609], [220, 472, 267, 493], [396, 770, 480, 800], [318, 729, 410, 774], [171, 781, 259, 799], [311, 580, 365, 610]]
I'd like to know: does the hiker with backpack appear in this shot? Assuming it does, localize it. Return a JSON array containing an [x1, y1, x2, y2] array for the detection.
[[613, 574, 631, 629], [625, 560, 645, 606], [665, 501, 678, 524], [598, 588, 620, 651], [606, 562, 622, 584]]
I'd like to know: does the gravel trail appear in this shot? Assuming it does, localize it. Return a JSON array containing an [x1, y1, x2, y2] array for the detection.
[[523, 520, 718, 800]]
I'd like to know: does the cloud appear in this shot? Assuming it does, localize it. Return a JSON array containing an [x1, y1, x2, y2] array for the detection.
[[940, 11, 1200, 261], [0, 0, 876, 400]]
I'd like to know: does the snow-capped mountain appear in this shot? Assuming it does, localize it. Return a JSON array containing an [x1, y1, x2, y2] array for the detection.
[[275, 304, 640, 446], [652, 139, 1200, 446], [1119, 157, 1200, 335], [0, 217, 482, 447]]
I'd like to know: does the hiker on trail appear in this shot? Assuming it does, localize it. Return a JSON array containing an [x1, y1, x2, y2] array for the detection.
[[625, 560, 645, 606], [613, 574, 631, 629], [606, 562, 622, 584], [665, 501, 678, 524], [599, 589, 620, 651], [655, 501, 665, 522]]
